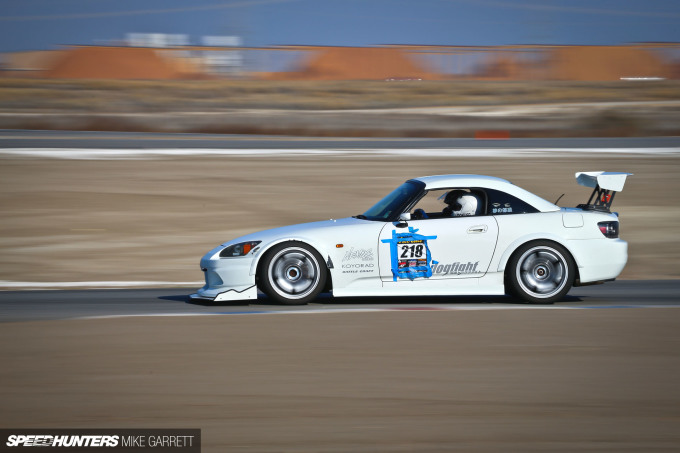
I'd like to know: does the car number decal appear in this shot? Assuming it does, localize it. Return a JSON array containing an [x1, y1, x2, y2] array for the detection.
[[381, 227, 437, 281]]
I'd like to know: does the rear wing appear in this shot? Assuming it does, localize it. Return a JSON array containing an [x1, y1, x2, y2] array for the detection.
[[576, 171, 632, 212]]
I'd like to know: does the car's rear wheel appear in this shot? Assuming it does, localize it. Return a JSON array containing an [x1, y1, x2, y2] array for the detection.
[[259, 242, 326, 305], [507, 241, 575, 303]]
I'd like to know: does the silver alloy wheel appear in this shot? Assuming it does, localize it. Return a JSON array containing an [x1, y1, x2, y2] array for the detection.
[[268, 247, 321, 300], [515, 246, 569, 299]]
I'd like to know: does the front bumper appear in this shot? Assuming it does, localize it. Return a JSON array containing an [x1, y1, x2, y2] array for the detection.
[[190, 285, 257, 302], [190, 247, 258, 302]]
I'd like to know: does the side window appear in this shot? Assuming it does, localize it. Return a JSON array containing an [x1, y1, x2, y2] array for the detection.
[[410, 189, 448, 215], [409, 188, 487, 219], [485, 188, 539, 215]]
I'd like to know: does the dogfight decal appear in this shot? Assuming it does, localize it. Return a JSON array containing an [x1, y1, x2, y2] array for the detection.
[[381, 227, 437, 281]]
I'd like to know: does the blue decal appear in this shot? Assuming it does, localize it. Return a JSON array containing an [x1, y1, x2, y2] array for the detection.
[[381, 227, 437, 281]]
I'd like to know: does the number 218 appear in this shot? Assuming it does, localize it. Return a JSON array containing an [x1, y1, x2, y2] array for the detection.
[[400, 244, 424, 258]]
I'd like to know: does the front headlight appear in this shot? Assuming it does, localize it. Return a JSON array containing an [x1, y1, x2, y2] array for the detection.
[[219, 241, 261, 258]]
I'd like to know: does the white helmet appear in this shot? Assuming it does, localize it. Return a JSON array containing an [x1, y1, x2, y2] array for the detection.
[[453, 193, 479, 216]]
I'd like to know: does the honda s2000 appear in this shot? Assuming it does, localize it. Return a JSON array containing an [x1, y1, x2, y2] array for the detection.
[[191, 172, 631, 304]]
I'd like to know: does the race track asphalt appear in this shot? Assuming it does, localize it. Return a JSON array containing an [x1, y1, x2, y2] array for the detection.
[[1, 281, 679, 452], [1, 279, 679, 323]]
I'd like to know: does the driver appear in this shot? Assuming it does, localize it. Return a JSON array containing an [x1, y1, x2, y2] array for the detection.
[[443, 190, 480, 217]]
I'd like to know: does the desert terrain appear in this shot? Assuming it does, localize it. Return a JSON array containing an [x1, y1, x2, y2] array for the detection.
[[1, 79, 679, 137]]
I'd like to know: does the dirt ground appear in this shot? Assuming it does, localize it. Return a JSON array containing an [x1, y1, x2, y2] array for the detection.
[[1, 79, 679, 137], [0, 153, 678, 285], [1, 310, 679, 452]]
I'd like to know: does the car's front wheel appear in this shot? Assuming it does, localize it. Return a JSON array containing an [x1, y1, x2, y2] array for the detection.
[[507, 241, 575, 303], [259, 242, 326, 305]]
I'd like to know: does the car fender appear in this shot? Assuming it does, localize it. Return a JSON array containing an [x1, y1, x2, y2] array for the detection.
[[495, 233, 581, 273], [249, 236, 333, 277]]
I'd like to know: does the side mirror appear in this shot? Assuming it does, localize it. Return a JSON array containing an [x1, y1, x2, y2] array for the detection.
[[396, 212, 410, 228]]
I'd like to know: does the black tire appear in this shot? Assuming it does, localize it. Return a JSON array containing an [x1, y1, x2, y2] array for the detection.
[[258, 241, 326, 305], [506, 241, 575, 303]]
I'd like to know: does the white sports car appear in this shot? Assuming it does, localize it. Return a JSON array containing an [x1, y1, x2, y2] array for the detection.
[[191, 172, 631, 304]]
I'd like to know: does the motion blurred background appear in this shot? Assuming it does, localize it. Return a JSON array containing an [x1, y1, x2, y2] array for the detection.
[[1, 0, 679, 136]]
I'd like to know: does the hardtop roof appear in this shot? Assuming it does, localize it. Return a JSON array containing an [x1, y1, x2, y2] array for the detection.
[[410, 174, 559, 213], [412, 174, 511, 189]]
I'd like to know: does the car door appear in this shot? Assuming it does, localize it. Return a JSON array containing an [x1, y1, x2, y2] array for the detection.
[[378, 215, 499, 282]]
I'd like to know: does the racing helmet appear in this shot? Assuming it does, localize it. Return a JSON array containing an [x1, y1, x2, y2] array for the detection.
[[442, 190, 480, 216], [453, 193, 479, 216]]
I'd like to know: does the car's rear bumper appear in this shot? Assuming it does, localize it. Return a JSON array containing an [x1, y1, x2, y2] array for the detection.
[[572, 238, 628, 284]]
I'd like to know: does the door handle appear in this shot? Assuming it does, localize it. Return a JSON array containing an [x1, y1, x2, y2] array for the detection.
[[467, 225, 488, 234]]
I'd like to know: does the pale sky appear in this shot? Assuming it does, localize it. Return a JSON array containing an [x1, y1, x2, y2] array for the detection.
[[1, 0, 679, 52]]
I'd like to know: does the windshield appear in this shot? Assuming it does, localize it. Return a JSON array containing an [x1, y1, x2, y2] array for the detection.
[[361, 180, 424, 221]]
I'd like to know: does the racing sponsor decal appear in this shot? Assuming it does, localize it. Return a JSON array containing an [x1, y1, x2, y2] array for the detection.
[[341, 247, 375, 274], [431, 260, 481, 275], [342, 247, 374, 262], [381, 228, 437, 281], [491, 202, 513, 214]]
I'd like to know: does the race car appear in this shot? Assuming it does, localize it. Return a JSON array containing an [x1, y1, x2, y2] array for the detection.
[[191, 172, 631, 304]]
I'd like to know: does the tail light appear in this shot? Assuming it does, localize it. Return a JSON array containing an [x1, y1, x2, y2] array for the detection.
[[598, 221, 619, 238]]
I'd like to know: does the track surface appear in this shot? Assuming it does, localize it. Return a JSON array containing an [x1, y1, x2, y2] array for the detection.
[[1, 280, 679, 323], [2, 283, 680, 453]]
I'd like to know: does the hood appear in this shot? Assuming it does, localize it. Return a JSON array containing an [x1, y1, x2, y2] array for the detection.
[[220, 217, 370, 247]]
